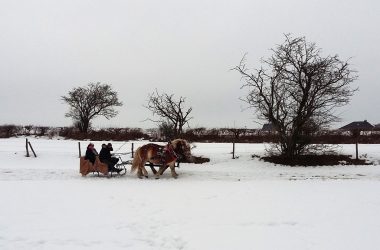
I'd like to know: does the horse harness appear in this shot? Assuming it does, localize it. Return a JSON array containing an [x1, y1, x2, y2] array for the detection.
[[155, 143, 179, 164]]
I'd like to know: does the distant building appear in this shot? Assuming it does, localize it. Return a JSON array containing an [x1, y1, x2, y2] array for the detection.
[[339, 120, 374, 160], [339, 120, 374, 131]]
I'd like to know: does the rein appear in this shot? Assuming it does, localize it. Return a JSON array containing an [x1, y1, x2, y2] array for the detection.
[[114, 141, 128, 154]]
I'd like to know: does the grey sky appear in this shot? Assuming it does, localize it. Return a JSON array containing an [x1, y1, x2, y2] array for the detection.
[[0, 0, 379, 129]]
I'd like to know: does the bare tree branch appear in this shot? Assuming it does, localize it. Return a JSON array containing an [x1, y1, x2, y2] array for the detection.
[[145, 90, 193, 138], [234, 35, 358, 158]]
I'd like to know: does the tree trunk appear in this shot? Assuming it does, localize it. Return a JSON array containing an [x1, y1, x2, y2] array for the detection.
[[79, 119, 90, 134], [178, 124, 184, 138], [280, 134, 298, 159]]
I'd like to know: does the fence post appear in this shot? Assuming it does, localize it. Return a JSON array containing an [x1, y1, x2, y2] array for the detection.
[[232, 142, 235, 159], [131, 143, 134, 158], [26, 138, 30, 157], [78, 142, 81, 158], [28, 141, 37, 157], [355, 141, 359, 160]]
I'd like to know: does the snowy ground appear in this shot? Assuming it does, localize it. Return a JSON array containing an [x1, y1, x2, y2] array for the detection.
[[1, 137, 380, 250]]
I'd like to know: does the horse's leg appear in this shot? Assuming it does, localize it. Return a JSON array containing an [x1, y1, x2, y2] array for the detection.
[[154, 165, 165, 179], [140, 163, 149, 178], [169, 163, 178, 178], [137, 167, 143, 179], [137, 160, 149, 179], [158, 165, 169, 175], [155, 163, 172, 178]]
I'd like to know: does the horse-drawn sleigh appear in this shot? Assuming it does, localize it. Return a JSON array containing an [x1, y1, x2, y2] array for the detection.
[[80, 139, 193, 179], [79, 155, 127, 177]]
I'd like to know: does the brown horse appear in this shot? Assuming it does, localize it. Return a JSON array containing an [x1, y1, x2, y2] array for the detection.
[[131, 139, 192, 179]]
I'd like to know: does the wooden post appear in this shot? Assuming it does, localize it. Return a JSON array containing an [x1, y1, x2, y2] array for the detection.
[[26, 138, 30, 157], [28, 141, 37, 157], [353, 129, 360, 160], [78, 142, 82, 158], [232, 142, 235, 159], [131, 143, 134, 158], [355, 141, 359, 160]]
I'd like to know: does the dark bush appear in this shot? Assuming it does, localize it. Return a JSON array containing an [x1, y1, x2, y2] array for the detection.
[[261, 154, 370, 166], [0, 125, 19, 138]]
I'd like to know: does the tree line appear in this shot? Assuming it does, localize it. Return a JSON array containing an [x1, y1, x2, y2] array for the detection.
[[2, 124, 380, 144], [61, 34, 359, 159]]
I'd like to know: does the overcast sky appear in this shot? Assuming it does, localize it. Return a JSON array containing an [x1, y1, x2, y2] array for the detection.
[[0, 0, 379, 129]]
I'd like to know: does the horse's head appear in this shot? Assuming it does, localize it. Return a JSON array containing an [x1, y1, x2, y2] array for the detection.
[[171, 139, 193, 162]]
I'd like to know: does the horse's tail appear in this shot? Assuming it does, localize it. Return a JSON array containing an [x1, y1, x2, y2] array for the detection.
[[131, 147, 142, 173]]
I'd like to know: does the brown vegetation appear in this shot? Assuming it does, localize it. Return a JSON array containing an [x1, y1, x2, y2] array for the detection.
[[1, 125, 380, 144], [0, 125, 149, 141], [260, 154, 370, 166], [182, 155, 210, 164]]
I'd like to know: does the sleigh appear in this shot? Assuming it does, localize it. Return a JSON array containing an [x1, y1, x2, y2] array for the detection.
[[79, 156, 127, 177]]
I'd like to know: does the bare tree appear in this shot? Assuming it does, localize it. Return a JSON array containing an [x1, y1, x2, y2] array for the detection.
[[158, 120, 176, 140], [234, 35, 357, 158], [146, 90, 193, 139], [225, 128, 247, 141], [62, 82, 122, 134]]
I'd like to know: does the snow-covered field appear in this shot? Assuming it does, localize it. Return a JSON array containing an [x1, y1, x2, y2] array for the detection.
[[1, 137, 380, 250]]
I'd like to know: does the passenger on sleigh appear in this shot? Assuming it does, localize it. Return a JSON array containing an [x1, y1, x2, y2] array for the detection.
[[84, 143, 98, 164], [99, 143, 121, 173]]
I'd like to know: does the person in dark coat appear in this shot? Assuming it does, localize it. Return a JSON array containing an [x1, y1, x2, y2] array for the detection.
[[84, 143, 98, 164], [99, 143, 120, 173]]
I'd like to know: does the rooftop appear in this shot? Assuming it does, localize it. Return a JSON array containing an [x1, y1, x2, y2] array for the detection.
[[339, 120, 374, 131]]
